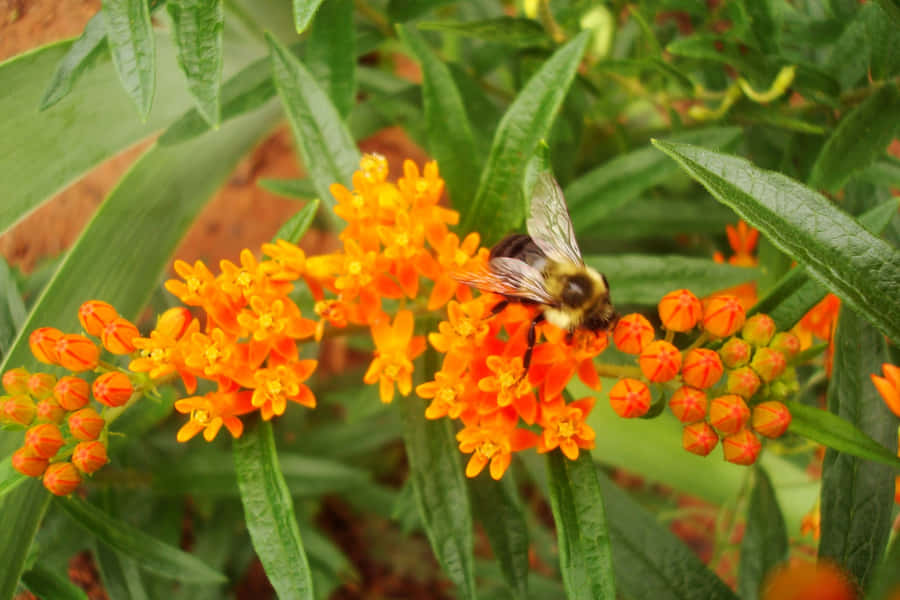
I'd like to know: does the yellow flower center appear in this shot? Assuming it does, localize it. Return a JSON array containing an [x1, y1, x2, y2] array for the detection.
[[453, 249, 469, 266], [186, 275, 202, 293], [348, 261, 363, 276], [385, 364, 401, 379], [437, 387, 457, 404], [498, 371, 517, 389], [556, 419, 576, 439], [415, 180, 428, 195], [455, 319, 475, 337], [204, 346, 221, 363], [351, 194, 365, 209], [266, 379, 283, 395], [259, 313, 274, 330], [395, 232, 409, 247], [191, 409, 211, 425], [237, 271, 253, 289], [478, 440, 499, 459]]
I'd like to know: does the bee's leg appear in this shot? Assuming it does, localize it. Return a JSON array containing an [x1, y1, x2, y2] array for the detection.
[[489, 299, 509, 317], [522, 313, 546, 375], [565, 329, 574, 344]]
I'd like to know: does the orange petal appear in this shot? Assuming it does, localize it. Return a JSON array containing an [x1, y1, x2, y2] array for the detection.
[[489, 453, 511, 480], [466, 453, 488, 478]]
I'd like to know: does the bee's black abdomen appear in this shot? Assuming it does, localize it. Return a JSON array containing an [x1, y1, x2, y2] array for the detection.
[[491, 234, 545, 267]]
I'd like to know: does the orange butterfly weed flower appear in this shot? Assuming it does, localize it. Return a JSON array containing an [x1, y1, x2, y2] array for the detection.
[[457, 409, 538, 480], [364, 310, 426, 403], [175, 385, 256, 442], [537, 396, 596, 460], [251, 360, 318, 420], [871, 363, 900, 417]]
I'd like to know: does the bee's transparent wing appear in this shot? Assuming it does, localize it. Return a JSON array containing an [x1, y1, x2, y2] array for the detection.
[[452, 257, 556, 304], [526, 171, 583, 265]]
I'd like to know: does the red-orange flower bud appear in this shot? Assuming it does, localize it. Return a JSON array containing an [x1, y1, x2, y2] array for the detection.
[[681, 349, 724, 389], [703, 295, 746, 338], [55, 334, 100, 372], [726, 366, 762, 399], [2, 367, 30, 394], [92, 372, 133, 408], [769, 332, 801, 362], [612, 313, 655, 354], [11, 446, 49, 477], [761, 561, 856, 600], [156, 307, 193, 340], [101, 317, 139, 355], [54, 376, 90, 411], [682, 422, 719, 456], [741, 313, 776, 346], [43, 462, 82, 496], [68, 407, 105, 441], [722, 429, 761, 465], [27, 372, 56, 400], [719, 337, 751, 368], [751, 347, 786, 382], [709, 394, 750, 435], [639, 340, 682, 383], [78, 300, 118, 337], [36, 398, 66, 423], [658, 289, 702, 332], [669, 386, 707, 423], [608, 378, 651, 418], [3, 394, 36, 425], [25, 423, 64, 459], [752, 401, 792, 438], [71, 440, 108, 474], [29, 327, 63, 365]]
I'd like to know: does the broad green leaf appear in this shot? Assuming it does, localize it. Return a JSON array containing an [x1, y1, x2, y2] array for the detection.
[[293, 0, 326, 33], [94, 539, 149, 600], [21, 563, 88, 600], [233, 420, 314, 600], [103, 0, 156, 118], [0, 258, 26, 358], [0, 456, 27, 500], [567, 127, 743, 230], [469, 473, 529, 600], [809, 83, 900, 192], [652, 139, 900, 345], [39, 12, 108, 110], [0, 480, 50, 599], [584, 254, 757, 305], [257, 178, 317, 200], [417, 17, 552, 48], [739, 467, 788, 600], [581, 195, 737, 240], [168, 0, 225, 126], [399, 384, 477, 600], [397, 26, 479, 215], [307, 0, 356, 118], [786, 401, 900, 470], [266, 33, 360, 226], [274, 199, 320, 243], [595, 471, 738, 600], [462, 32, 590, 243], [546, 451, 617, 600], [819, 307, 896, 590], [58, 496, 226, 583]]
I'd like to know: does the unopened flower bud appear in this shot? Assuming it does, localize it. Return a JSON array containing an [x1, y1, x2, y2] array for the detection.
[[726, 366, 761, 399], [639, 340, 682, 383], [681, 349, 723, 389], [682, 422, 719, 456], [156, 307, 193, 340], [751, 347, 786, 382], [722, 429, 761, 465], [25, 423, 64, 459], [769, 332, 801, 361], [12, 446, 49, 477], [658, 289, 702, 332], [2, 367, 30, 394], [92, 372, 133, 407], [54, 376, 90, 411], [78, 300, 118, 337], [27, 372, 56, 400], [703, 295, 746, 338], [741, 314, 776, 346], [72, 440, 108, 474], [68, 407, 105, 441], [669, 386, 707, 423], [752, 401, 792, 438], [101, 317, 139, 354], [608, 378, 651, 418], [29, 327, 63, 365], [3, 394, 36, 425], [719, 337, 751, 368], [613, 314, 655, 354], [55, 334, 100, 372], [36, 398, 66, 423], [709, 394, 750, 435], [43, 462, 81, 496]]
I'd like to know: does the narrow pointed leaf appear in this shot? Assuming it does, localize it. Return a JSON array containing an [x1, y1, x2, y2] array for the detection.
[[583, 195, 737, 239], [21, 563, 88, 600], [739, 467, 788, 599], [462, 31, 590, 244], [307, 0, 356, 118], [39, 12, 108, 110], [168, 0, 224, 126], [809, 83, 900, 192], [257, 178, 317, 200], [546, 451, 617, 600], [652, 139, 900, 345], [417, 17, 552, 48], [0, 480, 51, 599], [294, 0, 326, 33], [0, 258, 26, 357], [94, 540, 150, 600], [0, 456, 27, 500], [867, 534, 900, 600], [233, 420, 314, 600], [274, 199, 320, 243], [397, 25, 479, 214], [819, 307, 896, 590], [103, 0, 156, 118], [470, 473, 529, 599]]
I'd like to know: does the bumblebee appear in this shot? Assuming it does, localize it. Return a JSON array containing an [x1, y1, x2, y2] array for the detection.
[[454, 172, 617, 372]]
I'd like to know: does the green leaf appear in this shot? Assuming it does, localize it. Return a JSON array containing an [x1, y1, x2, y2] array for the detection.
[[857, 158, 900, 188], [388, 0, 457, 22], [399, 386, 477, 600], [58, 495, 226, 583], [739, 467, 788, 600], [567, 127, 743, 230], [274, 199, 320, 243], [469, 473, 529, 600], [867, 534, 900, 600], [307, 0, 356, 118], [0, 456, 27, 500], [809, 83, 900, 192], [167, 0, 225, 126], [743, 0, 779, 53], [257, 178, 317, 200], [102, 0, 157, 118], [266, 33, 360, 225], [93, 540, 150, 600], [0, 258, 26, 358], [462, 31, 590, 244], [397, 26, 479, 216], [417, 17, 552, 48], [652, 139, 900, 345], [863, 3, 900, 80], [233, 420, 314, 600], [818, 307, 896, 590], [785, 400, 900, 470], [546, 451, 617, 600], [582, 195, 737, 240], [0, 480, 51, 599], [875, 0, 900, 27], [293, 0, 326, 33], [824, 15, 870, 90], [21, 563, 88, 600], [585, 254, 757, 305], [39, 12, 108, 110]]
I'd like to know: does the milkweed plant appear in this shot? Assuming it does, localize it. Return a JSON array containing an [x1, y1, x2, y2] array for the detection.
[[1, 0, 899, 598]]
